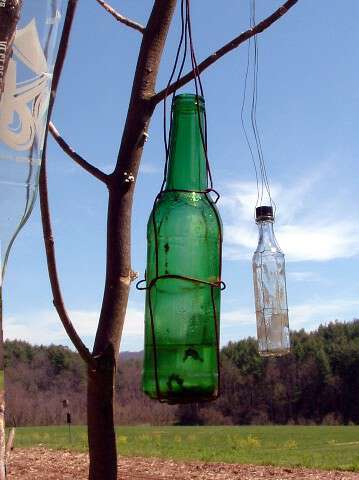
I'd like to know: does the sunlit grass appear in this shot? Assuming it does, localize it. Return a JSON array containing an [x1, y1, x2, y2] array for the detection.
[[12, 425, 359, 471]]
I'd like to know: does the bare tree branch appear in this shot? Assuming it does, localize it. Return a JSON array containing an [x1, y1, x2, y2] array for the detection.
[[39, 0, 95, 368], [49, 122, 109, 184], [40, 158, 95, 367], [153, 0, 298, 104], [95, 0, 145, 33]]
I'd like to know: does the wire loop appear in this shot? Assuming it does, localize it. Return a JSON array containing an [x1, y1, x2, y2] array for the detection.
[[135, 279, 147, 291]]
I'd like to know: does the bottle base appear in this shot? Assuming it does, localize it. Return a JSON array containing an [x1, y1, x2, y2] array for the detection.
[[142, 344, 219, 404], [259, 347, 290, 357]]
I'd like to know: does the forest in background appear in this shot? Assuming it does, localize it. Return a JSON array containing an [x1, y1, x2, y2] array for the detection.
[[4, 319, 359, 427]]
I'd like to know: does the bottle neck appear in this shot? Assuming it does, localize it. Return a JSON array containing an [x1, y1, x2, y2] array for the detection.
[[255, 220, 281, 253], [165, 96, 208, 191]]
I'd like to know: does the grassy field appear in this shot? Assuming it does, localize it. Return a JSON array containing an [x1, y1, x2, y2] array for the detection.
[[12, 425, 359, 472]]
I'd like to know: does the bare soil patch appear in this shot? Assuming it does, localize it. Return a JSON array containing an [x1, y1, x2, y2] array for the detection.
[[7, 448, 359, 480]]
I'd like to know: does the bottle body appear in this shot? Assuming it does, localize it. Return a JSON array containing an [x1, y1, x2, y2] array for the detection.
[[142, 94, 222, 403], [252, 213, 290, 356], [143, 191, 221, 403]]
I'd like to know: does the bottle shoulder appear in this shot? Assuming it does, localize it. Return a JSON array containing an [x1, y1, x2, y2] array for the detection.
[[253, 245, 284, 256], [252, 249, 285, 269], [147, 191, 222, 236]]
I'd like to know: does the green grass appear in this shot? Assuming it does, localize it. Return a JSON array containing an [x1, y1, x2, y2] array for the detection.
[[12, 425, 359, 472]]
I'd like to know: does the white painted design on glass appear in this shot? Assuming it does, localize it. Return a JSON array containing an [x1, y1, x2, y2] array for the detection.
[[46, 9, 62, 25], [0, 19, 51, 151]]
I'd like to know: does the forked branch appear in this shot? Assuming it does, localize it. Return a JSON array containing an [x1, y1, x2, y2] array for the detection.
[[39, 0, 95, 368], [153, 0, 298, 103], [95, 0, 145, 33], [49, 122, 109, 183]]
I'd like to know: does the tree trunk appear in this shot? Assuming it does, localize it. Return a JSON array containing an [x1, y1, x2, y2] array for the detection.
[[87, 188, 137, 479], [0, 393, 5, 480], [86, 2, 177, 478], [0, 289, 5, 480], [5, 428, 15, 463], [87, 347, 117, 480], [0, 4, 22, 475]]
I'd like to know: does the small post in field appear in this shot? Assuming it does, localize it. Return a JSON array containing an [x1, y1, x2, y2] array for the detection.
[[62, 399, 72, 444]]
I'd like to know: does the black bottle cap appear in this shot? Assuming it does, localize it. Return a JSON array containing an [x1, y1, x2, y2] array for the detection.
[[255, 206, 274, 221]]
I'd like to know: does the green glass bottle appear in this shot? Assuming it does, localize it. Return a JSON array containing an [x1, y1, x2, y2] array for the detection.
[[142, 93, 222, 404]]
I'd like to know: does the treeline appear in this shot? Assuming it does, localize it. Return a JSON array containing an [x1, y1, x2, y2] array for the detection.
[[4, 319, 359, 426]]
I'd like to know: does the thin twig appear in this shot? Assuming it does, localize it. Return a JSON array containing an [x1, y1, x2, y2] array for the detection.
[[95, 0, 145, 33], [49, 122, 109, 183], [153, 0, 298, 104], [39, 0, 95, 368]]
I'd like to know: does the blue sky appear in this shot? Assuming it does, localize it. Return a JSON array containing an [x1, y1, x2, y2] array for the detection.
[[3, 0, 359, 352]]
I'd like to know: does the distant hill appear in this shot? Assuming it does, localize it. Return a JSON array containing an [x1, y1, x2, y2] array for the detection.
[[119, 351, 143, 361], [4, 319, 359, 427]]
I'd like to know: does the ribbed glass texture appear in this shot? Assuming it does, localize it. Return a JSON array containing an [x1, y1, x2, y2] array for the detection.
[[0, 0, 63, 278], [252, 218, 290, 356], [142, 94, 222, 403]]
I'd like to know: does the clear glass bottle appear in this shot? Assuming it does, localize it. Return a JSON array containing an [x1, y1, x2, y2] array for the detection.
[[0, 0, 63, 275], [0, 3, 66, 475], [252, 206, 290, 356], [142, 93, 222, 404]]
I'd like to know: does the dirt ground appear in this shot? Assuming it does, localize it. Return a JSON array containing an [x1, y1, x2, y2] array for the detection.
[[7, 448, 359, 480]]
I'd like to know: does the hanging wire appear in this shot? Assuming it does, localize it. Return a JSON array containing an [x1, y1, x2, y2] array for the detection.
[[161, 0, 188, 191], [186, 0, 213, 186], [240, 36, 260, 215], [137, 0, 224, 402], [250, 0, 272, 207], [162, 0, 214, 193], [241, 0, 276, 216]]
